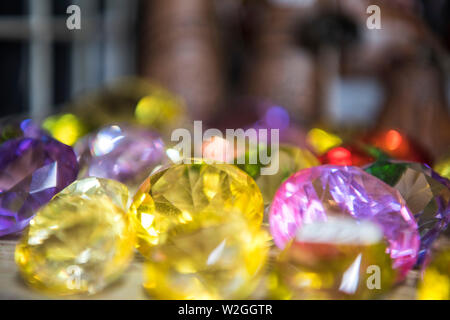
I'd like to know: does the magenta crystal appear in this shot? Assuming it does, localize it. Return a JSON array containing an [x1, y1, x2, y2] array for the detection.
[[75, 124, 168, 190], [0, 136, 78, 236], [269, 165, 420, 279]]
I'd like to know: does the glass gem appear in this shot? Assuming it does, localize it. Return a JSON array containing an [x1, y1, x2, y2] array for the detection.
[[130, 162, 264, 257], [255, 144, 319, 205], [365, 161, 450, 265], [42, 113, 87, 146], [306, 128, 342, 155], [418, 249, 450, 300], [0, 118, 48, 143], [75, 124, 168, 192], [143, 216, 269, 299], [434, 155, 450, 180], [319, 144, 385, 167], [15, 178, 135, 295], [269, 165, 420, 280], [364, 129, 432, 165], [66, 78, 186, 134], [0, 137, 78, 236], [274, 218, 396, 299]]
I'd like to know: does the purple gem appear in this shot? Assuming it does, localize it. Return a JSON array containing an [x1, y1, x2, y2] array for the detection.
[[0, 136, 78, 236], [269, 165, 420, 280], [75, 124, 168, 190], [0, 118, 49, 143]]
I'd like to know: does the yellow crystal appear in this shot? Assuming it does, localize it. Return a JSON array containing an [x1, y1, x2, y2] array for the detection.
[[143, 216, 270, 299], [130, 162, 264, 257], [306, 128, 342, 155], [434, 155, 450, 180], [255, 144, 319, 205], [15, 177, 136, 295], [418, 250, 450, 300]]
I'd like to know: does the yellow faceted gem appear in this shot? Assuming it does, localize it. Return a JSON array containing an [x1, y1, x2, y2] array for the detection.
[[42, 113, 87, 146], [130, 161, 264, 257], [434, 155, 450, 180], [143, 216, 270, 299], [306, 128, 342, 155], [418, 250, 450, 300], [15, 177, 136, 296], [255, 144, 319, 205]]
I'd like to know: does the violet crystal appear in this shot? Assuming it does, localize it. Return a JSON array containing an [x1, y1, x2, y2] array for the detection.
[[0, 134, 78, 236], [269, 165, 420, 280]]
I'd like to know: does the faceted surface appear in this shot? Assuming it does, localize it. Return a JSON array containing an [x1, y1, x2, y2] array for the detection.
[[365, 161, 450, 265], [255, 144, 319, 205], [434, 155, 450, 180], [418, 249, 450, 300], [269, 165, 420, 279], [0, 136, 78, 236], [143, 216, 269, 299], [42, 113, 87, 146], [319, 144, 385, 167], [274, 218, 396, 299], [130, 162, 264, 257], [15, 178, 135, 295], [75, 124, 168, 192]]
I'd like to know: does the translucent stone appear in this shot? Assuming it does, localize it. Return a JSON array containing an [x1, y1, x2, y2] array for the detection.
[[418, 249, 450, 300], [274, 218, 396, 299], [42, 113, 87, 146], [143, 216, 269, 299], [306, 128, 342, 155], [66, 78, 186, 134], [75, 124, 168, 192], [365, 161, 450, 265], [434, 155, 450, 180], [269, 165, 420, 280], [15, 178, 135, 295], [130, 162, 264, 257], [255, 144, 319, 205]]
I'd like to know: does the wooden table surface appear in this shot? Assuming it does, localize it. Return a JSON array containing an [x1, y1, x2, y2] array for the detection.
[[0, 234, 422, 300]]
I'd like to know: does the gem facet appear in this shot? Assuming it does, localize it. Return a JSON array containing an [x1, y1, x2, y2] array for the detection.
[[274, 218, 396, 299], [269, 165, 420, 279], [75, 124, 168, 191], [143, 216, 269, 299], [15, 177, 135, 295], [0, 137, 78, 236], [130, 162, 264, 257], [365, 161, 450, 265]]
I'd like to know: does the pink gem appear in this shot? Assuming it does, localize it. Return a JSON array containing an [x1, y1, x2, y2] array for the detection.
[[269, 165, 420, 280]]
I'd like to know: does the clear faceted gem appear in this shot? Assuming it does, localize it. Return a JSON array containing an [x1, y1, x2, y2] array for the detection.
[[274, 218, 396, 299], [143, 216, 269, 299], [75, 124, 168, 191], [130, 162, 264, 257], [0, 136, 78, 236], [365, 161, 450, 265], [269, 165, 420, 280], [15, 177, 135, 295]]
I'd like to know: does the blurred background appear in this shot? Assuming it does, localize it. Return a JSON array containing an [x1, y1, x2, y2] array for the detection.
[[0, 0, 449, 158]]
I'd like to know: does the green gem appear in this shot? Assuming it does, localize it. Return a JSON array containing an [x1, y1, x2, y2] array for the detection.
[[365, 160, 408, 186]]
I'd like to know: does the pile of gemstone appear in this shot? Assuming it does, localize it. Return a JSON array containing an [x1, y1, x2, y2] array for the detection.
[[1, 82, 449, 300]]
